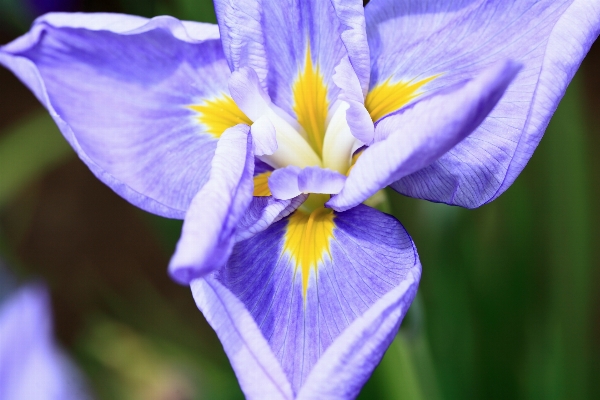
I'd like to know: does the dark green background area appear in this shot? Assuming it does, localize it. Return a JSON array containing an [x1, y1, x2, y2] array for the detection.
[[0, 1, 598, 399]]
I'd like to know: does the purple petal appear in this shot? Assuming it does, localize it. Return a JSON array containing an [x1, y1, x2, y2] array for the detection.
[[297, 268, 419, 399], [191, 277, 294, 399], [0, 14, 229, 218], [268, 166, 302, 200], [330, 0, 371, 95], [23, 12, 219, 40], [169, 125, 254, 284], [0, 285, 88, 400], [366, 0, 600, 207], [332, 56, 374, 145], [259, 0, 352, 116], [229, 67, 279, 157], [13, 12, 149, 36], [214, 0, 269, 89], [229, 65, 323, 170], [328, 60, 521, 212], [298, 167, 346, 195], [211, 205, 420, 395]]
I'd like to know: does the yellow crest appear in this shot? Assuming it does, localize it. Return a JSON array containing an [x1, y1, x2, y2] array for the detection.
[[293, 48, 329, 158], [190, 94, 252, 138], [283, 208, 335, 299], [365, 75, 438, 122]]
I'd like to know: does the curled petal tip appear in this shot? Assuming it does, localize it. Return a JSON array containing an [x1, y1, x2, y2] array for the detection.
[[297, 166, 347, 195], [168, 265, 201, 285], [168, 125, 255, 284], [268, 166, 302, 200], [229, 67, 272, 121]]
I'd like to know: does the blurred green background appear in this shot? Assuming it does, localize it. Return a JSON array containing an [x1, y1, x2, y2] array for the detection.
[[0, 1, 598, 399]]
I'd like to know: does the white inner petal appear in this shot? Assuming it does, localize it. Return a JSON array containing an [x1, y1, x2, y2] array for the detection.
[[322, 101, 361, 174], [259, 108, 322, 169]]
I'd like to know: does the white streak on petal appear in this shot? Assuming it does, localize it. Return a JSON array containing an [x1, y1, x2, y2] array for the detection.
[[323, 101, 360, 174]]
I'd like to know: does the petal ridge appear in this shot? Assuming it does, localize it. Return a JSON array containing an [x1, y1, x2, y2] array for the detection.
[[169, 124, 255, 284]]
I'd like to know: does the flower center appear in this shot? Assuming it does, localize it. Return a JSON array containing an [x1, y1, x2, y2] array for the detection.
[[254, 49, 358, 175], [189, 49, 438, 203]]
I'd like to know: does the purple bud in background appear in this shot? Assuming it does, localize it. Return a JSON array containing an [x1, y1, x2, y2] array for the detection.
[[27, 0, 77, 15], [0, 284, 90, 400]]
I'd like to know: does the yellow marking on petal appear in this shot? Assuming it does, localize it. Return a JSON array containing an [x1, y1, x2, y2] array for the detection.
[[293, 48, 329, 158], [365, 75, 438, 122], [190, 94, 252, 138], [253, 171, 272, 197], [284, 207, 335, 299]]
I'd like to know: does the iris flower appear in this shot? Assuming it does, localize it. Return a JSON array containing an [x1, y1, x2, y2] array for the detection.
[[1, 0, 598, 398], [0, 284, 88, 399]]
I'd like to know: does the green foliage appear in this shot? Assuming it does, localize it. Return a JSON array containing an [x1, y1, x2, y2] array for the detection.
[[0, 110, 73, 209]]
